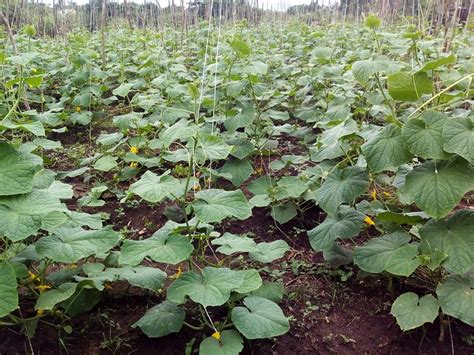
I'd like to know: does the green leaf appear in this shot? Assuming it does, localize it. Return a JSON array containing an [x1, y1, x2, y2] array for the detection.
[[271, 202, 297, 224], [420, 209, 474, 274], [249, 240, 290, 263], [437, 275, 474, 326], [220, 159, 253, 186], [129, 171, 189, 203], [0, 189, 67, 242], [375, 211, 429, 225], [399, 159, 474, 219], [230, 38, 251, 57], [0, 142, 38, 196], [191, 189, 251, 223], [132, 301, 185, 338], [234, 269, 263, 294], [353, 231, 411, 273], [231, 296, 289, 339], [199, 330, 243, 355], [120, 231, 194, 266], [308, 208, 364, 252], [351, 59, 387, 84], [36, 227, 120, 263], [211, 233, 258, 255], [402, 110, 449, 160], [391, 293, 439, 331], [384, 244, 421, 277], [442, 115, 474, 164], [192, 135, 233, 163], [250, 282, 284, 303], [94, 156, 117, 172], [36, 282, 77, 310], [114, 265, 167, 292], [387, 71, 433, 102], [362, 125, 413, 173], [315, 166, 368, 214], [419, 54, 456, 72], [0, 262, 18, 317], [167, 267, 244, 307]]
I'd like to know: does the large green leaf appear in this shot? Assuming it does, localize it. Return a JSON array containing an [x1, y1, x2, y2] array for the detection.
[[36, 227, 121, 263], [315, 166, 368, 214], [399, 159, 473, 219], [437, 275, 474, 326], [191, 189, 251, 223], [391, 293, 439, 331], [0, 189, 67, 241], [231, 296, 289, 339], [211, 233, 258, 255], [362, 125, 412, 173], [35, 282, 77, 310], [167, 267, 244, 307], [192, 134, 233, 163], [221, 159, 254, 186], [0, 262, 18, 317], [249, 240, 290, 263], [442, 116, 474, 164], [129, 171, 189, 203], [120, 231, 194, 266], [384, 244, 421, 277], [0, 143, 38, 196], [402, 110, 449, 160], [418, 54, 456, 72], [387, 71, 433, 102], [199, 330, 243, 355], [308, 208, 364, 252], [353, 231, 411, 273], [351, 59, 387, 84], [132, 301, 185, 338], [234, 269, 263, 294], [420, 209, 474, 274]]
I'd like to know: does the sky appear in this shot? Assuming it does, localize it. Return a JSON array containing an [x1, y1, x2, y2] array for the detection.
[[38, 0, 336, 11]]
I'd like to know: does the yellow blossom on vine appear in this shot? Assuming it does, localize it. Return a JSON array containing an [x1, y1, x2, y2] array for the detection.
[[130, 162, 138, 168], [364, 216, 375, 227], [171, 266, 183, 279], [255, 167, 264, 175], [36, 284, 51, 293], [192, 182, 201, 191], [130, 146, 139, 154], [28, 271, 38, 281], [383, 191, 391, 197], [75, 106, 81, 112], [211, 331, 221, 341], [371, 189, 377, 201], [36, 309, 44, 316], [32, 68, 38, 73]]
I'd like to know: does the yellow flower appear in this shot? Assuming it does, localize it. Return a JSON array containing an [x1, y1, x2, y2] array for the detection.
[[211, 331, 221, 341], [171, 266, 183, 279], [371, 189, 377, 201], [130, 146, 139, 154], [75, 106, 81, 112], [255, 167, 264, 175], [205, 177, 212, 185], [130, 162, 138, 168], [192, 182, 201, 191], [383, 191, 391, 197], [36, 309, 44, 316], [104, 283, 113, 291], [364, 216, 375, 227], [32, 68, 38, 73], [28, 271, 38, 281], [36, 284, 51, 293], [68, 263, 77, 269]]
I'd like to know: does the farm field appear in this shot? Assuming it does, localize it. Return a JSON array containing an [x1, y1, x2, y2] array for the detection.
[[0, 5, 473, 355]]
